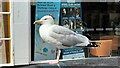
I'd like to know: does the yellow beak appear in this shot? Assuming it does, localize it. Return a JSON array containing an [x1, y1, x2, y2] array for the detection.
[[33, 20, 41, 24]]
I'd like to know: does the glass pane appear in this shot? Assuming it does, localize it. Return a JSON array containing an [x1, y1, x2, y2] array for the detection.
[[31, 2, 120, 62], [0, 2, 10, 12], [82, 2, 120, 57], [0, 14, 10, 38], [0, 40, 11, 64]]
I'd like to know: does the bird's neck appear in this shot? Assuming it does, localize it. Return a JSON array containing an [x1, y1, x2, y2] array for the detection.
[[41, 24, 53, 28], [42, 24, 53, 26]]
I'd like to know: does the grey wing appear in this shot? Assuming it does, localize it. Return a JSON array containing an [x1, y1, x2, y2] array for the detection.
[[51, 25, 76, 35], [49, 25, 89, 47]]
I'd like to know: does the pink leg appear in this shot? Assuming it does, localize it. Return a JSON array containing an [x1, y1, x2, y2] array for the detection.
[[48, 49, 61, 64]]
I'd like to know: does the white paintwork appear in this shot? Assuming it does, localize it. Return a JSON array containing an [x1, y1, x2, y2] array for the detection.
[[13, 0, 30, 65]]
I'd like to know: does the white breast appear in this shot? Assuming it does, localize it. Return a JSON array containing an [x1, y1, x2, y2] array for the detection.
[[39, 25, 51, 41]]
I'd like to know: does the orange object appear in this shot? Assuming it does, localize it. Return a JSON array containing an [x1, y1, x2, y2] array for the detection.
[[90, 40, 112, 56], [100, 36, 119, 50]]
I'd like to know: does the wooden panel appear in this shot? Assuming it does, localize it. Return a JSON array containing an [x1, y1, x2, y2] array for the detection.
[[0, 1, 7, 64], [6, 1, 11, 63], [1, 1, 9, 12], [5, 40, 11, 63], [0, 0, 11, 64], [6, 2, 11, 62]]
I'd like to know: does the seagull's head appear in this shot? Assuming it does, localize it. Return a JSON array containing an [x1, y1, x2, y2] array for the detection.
[[34, 15, 54, 25]]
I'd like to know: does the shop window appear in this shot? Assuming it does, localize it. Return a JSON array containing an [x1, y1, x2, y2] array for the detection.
[[31, 2, 120, 62]]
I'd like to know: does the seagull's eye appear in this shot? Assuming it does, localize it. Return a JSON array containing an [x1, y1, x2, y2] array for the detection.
[[44, 18, 47, 20]]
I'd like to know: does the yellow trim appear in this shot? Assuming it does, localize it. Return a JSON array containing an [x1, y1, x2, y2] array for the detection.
[[6, 1, 11, 63]]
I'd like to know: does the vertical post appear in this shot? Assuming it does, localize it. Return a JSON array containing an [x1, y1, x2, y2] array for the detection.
[[13, 0, 30, 65]]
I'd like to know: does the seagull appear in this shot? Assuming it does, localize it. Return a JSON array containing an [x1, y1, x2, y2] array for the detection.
[[34, 14, 99, 64]]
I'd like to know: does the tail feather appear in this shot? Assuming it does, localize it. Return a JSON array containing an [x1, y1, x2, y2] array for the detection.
[[74, 42, 101, 47]]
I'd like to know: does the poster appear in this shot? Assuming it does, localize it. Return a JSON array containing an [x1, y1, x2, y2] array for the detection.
[[34, 0, 61, 61], [34, 0, 85, 61], [60, 2, 85, 59], [60, 2, 82, 31]]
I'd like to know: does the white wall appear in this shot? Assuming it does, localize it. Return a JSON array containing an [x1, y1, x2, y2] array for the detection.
[[13, 1, 31, 65]]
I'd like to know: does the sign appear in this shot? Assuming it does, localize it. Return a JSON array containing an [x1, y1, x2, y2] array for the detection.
[[34, 0, 61, 61], [60, 2, 85, 59]]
